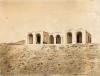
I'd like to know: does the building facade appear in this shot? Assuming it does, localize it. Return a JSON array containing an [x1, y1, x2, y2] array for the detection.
[[26, 28, 92, 44]]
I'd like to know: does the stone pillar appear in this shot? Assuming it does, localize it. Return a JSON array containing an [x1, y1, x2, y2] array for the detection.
[[61, 36, 63, 44], [54, 35, 56, 44], [41, 33, 43, 44], [72, 31, 76, 44], [82, 31, 86, 44], [33, 33, 36, 44], [63, 33, 67, 44]]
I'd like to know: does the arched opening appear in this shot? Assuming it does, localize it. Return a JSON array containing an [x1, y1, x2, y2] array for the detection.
[[90, 37, 91, 43], [36, 34, 41, 44], [50, 35, 54, 44], [56, 35, 61, 44], [67, 32, 72, 43], [77, 32, 82, 43], [28, 33, 33, 44], [89, 36, 91, 43], [88, 36, 90, 43]]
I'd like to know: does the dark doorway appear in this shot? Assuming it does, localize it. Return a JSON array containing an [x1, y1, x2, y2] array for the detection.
[[50, 35, 54, 44], [67, 32, 72, 43], [28, 33, 33, 44], [36, 34, 41, 44], [56, 35, 61, 44], [77, 32, 82, 43]]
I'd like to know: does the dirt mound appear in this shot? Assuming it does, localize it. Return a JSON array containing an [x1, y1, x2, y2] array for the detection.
[[0, 44, 98, 76]]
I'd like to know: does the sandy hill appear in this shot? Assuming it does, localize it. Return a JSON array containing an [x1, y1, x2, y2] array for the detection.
[[0, 44, 99, 76]]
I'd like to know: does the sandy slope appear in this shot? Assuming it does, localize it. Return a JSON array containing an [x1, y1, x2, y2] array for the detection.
[[0, 44, 98, 76]]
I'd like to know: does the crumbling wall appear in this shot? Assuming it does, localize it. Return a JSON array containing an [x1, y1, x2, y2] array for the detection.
[[0, 44, 98, 76]]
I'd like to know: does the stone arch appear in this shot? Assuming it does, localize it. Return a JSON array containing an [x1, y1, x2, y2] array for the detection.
[[77, 32, 82, 43], [56, 35, 61, 44], [36, 33, 41, 44], [67, 32, 72, 43], [28, 33, 33, 44], [50, 35, 54, 44]]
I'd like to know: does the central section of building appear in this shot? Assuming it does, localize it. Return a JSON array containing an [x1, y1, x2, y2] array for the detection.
[[26, 28, 91, 44]]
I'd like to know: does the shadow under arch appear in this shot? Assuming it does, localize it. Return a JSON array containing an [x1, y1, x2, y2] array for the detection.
[[56, 35, 61, 44], [49, 35, 54, 44], [76, 32, 82, 43], [36, 33, 41, 44], [67, 32, 72, 44]]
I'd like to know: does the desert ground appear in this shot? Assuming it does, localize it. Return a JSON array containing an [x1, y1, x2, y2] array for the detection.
[[0, 43, 99, 76]]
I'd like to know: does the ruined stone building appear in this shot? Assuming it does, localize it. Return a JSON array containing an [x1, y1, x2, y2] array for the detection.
[[26, 28, 92, 44]]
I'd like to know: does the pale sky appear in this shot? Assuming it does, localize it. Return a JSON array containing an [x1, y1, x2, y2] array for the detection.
[[0, 0, 100, 43]]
